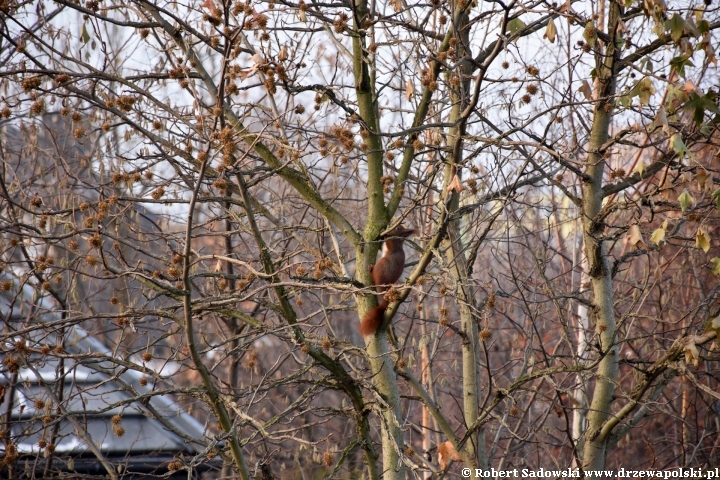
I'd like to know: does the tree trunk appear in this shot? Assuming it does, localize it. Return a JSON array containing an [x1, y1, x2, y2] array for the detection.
[[440, 4, 488, 471], [580, 2, 621, 474]]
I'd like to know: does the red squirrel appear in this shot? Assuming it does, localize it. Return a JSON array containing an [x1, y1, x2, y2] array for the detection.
[[438, 441, 462, 470], [359, 225, 415, 336]]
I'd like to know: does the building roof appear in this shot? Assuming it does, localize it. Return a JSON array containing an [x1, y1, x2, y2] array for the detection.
[[0, 325, 218, 479]]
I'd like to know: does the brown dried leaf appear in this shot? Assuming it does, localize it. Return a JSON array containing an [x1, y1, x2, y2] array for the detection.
[[684, 341, 700, 367], [627, 224, 647, 250], [203, 0, 221, 17], [447, 174, 465, 194], [578, 80, 593, 101], [252, 11, 270, 32], [405, 80, 414, 101], [544, 17, 557, 43]]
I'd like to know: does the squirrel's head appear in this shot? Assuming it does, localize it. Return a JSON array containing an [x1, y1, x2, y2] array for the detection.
[[382, 225, 416, 240]]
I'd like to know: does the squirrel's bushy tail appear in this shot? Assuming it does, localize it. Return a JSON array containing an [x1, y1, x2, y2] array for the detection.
[[359, 300, 388, 336]]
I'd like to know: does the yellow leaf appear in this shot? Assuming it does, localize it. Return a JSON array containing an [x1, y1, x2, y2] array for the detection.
[[650, 226, 665, 245], [696, 228, 710, 253], [678, 189, 694, 212], [693, 6, 705, 21], [711, 258, 720, 276], [507, 18, 526, 35], [634, 161, 646, 176], [637, 77, 656, 105]]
